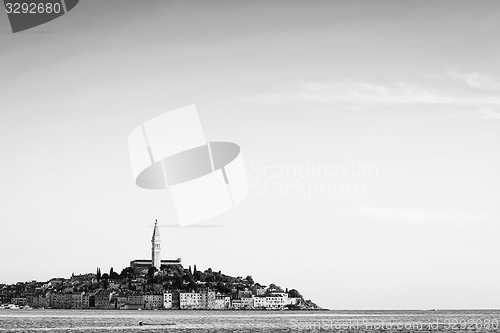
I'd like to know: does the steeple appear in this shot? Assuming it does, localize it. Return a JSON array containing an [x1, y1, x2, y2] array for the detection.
[[151, 219, 161, 269]]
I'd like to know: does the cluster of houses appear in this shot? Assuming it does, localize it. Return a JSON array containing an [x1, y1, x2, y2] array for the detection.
[[1, 274, 303, 310], [28, 289, 301, 310]]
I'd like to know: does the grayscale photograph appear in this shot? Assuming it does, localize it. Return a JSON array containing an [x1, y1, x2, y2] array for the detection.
[[1, 0, 499, 332]]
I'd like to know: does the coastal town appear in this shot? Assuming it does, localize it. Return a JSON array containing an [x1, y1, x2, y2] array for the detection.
[[0, 222, 320, 311]]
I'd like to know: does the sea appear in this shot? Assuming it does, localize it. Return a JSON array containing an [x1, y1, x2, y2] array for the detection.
[[1, 309, 499, 332]]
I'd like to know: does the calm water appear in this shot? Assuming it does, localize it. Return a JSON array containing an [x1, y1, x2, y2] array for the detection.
[[0, 309, 499, 332]]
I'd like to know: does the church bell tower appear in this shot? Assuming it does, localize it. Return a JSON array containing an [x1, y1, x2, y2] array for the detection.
[[151, 219, 161, 269]]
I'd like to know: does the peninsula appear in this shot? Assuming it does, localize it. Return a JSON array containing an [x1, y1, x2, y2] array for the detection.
[[1, 222, 321, 310]]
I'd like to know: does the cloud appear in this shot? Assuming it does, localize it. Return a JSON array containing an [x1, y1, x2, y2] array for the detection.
[[358, 206, 498, 225], [477, 107, 500, 120], [446, 106, 500, 120], [448, 70, 500, 92], [243, 80, 500, 107]]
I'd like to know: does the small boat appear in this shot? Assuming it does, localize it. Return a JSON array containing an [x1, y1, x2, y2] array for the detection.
[[139, 322, 175, 326]]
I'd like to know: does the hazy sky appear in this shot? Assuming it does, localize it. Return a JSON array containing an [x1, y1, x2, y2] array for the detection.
[[1, 0, 500, 310]]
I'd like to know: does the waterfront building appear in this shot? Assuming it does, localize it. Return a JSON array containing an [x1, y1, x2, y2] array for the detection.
[[11, 297, 26, 306], [214, 293, 231, 309], [163, 292, 172, 309], [82, 293, 90, 309], [171, 290, 180, 309], [125, 293, 144, 310], [26, 295, 35, 307], [70, 292, 83, 309], [45, 291, 53, 308], [253, 296, 267, 309], [241, 297, 254, 309], [109, 292, 118, 309], [173, 290, 218, 309], [26, 294, 35, 307], [49, 293, 60, 308], [36, 294, 47, 308], [60, 293, 72, 309], [265, 295, 286, 309], [144, 293, 163, 309], [94, 290, 112, 309], [41, 295, 49, 308], [115, 292, 128, 309], [202, 290, 216, 309], [232, 299, 243, 309], [180, 291, 203, 309]]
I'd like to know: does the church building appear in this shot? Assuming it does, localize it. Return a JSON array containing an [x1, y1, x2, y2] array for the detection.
[[130, 220, 181, 272]]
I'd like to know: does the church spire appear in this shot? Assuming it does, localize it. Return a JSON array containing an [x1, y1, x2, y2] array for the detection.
[[152, 219, 160, 240], [151, 219, 161, 269]]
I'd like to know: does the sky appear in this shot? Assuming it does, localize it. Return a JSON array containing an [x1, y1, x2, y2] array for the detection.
[[1, 0, 500, 310]]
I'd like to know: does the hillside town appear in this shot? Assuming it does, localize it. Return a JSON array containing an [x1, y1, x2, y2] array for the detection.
[[0, 222, 320, 310], [0, 273, 313, 310]]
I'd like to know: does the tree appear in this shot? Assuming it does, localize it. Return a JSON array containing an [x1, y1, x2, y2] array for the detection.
[[120, 267, 134, 279], [188, 265, 192, 275], [193, 265, 197, 275], [147, 267, 157, 283], [205, 274, 215, 283], [269, 283, 284, 292], [194, 269, 204, 282], [288, 289, 302, 298], [96, 267, 101, 282], [188, 280, 197, 291], [245, 275, 254, 285], [109, 267, 120, 280], [174, 275, 183, 289], [216, 281, 230, 294], [101, 273, 109, 289]]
